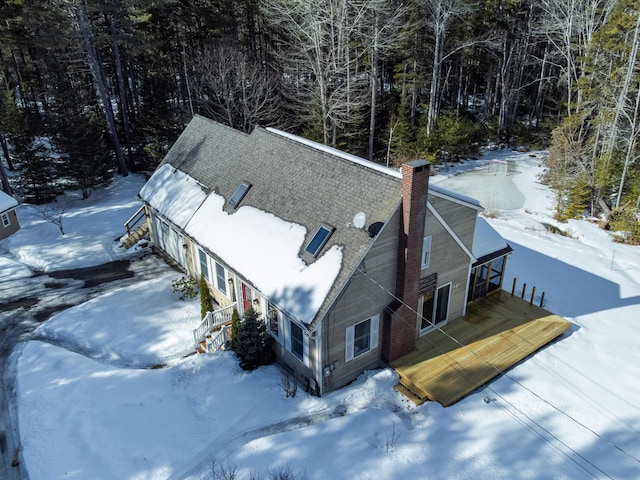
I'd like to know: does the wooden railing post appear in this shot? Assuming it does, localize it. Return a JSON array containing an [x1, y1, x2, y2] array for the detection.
[[521, 283, 527, 299], [511, 278, 517, 296], [530, 286, 536, 306], [540, 292, 545, 308]]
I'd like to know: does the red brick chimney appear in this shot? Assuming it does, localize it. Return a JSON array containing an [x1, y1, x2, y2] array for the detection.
[[382, 159, 430, 363]]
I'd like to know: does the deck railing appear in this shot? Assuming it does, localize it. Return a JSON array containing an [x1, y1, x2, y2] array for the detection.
[[193, 303, 236, 347], [124, 205, 147, 235]]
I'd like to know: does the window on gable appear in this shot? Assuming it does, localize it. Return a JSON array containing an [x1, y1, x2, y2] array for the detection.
[[198, 248, 210, 281], [1, 213, 10, 227], [421, 235, 432, 269], [227, 181, 251, 208], [345, 314, 380, 362], [305, 223, 334, 257]]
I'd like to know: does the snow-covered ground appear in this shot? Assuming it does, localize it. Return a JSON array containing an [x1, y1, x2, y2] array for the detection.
[[3, 151, 640, 479]]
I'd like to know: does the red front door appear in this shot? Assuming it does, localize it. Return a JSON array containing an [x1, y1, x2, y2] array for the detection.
[[241, 283, 253, 311]]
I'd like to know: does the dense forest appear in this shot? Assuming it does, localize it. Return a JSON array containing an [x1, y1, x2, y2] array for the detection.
[[0, 0, 638, 240]]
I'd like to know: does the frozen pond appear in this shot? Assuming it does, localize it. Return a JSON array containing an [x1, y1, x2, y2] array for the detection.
[[432, 161, 526, 211]]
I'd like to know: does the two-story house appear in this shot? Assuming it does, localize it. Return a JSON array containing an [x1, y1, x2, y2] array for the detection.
[[137, 115, 512, 395]]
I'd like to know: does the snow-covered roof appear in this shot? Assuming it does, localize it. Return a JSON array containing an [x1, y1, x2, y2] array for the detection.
[[149, 115, 402, 327], [429, 183, 482, 209], [138, 163, 208, 229], [185, 194, 342, 324], [472, 216, 511, 261], [0, 190, 18, 214]]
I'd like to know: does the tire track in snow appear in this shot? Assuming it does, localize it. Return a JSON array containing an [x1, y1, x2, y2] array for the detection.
[[168, 405, 349, 480]]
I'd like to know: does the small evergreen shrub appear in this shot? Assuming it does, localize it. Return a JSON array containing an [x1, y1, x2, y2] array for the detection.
[[562, 172, 590, 219], [234, 308, 273, 370], [172, 275, 198, 300], [609, 207, 640, 244], [199, 274, 214, 319], [415, 111, 482, 163], [229, 308, 240, 350]]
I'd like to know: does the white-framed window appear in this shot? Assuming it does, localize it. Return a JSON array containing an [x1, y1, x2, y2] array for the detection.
[[345, 314, 380, 362], [419, 283, 451, 333], [267, 302, 282, 343], [290, 321, 304, 359], [421, 235, 432, 269], [287, 319, 310, 366], [1, 213, 10, 227], [214, 261, 227, 296], [198, 248, 210, 281]]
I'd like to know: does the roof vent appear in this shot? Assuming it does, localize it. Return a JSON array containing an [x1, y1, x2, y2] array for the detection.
[[367, 221, 384, 237]]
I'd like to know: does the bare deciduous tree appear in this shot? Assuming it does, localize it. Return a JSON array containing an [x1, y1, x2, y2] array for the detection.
[[538, 0, 616, 115], [261, 0, 396, 147], [72, 2, 129, 176], [418, 0, 474, 137], [191, 43, 285, 133], [39, 201, 67, 236]]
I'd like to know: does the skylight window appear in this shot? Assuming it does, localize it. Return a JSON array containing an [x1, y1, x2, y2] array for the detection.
[[305, 224, 334, 257], [227, 181, 252, 208]]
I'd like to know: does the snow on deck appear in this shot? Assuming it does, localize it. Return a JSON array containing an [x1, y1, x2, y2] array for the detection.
[[185, 193, 342, 325], [138, 163, 208, 229]]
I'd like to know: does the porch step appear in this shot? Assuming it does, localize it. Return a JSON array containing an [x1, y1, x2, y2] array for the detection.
[[196, 341, 207, 354], [121, 220, 150, 249], [394, 382, 428, 406]]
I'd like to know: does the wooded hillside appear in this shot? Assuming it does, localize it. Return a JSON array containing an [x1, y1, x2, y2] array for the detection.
[[0, 0, 638, 239]]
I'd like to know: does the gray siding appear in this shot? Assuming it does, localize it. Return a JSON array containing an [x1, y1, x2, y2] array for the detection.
[[427, 195, 478, 250], [421, 196, 477, 323], [0, 209, 20, 240], [320, 208, 400, 393], [273, 340, 317, 393]]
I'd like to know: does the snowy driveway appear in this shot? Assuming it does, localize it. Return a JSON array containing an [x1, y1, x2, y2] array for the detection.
[[0, 254, 175, 479]]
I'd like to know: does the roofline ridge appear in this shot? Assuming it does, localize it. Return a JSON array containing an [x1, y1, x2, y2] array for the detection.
[[263, 127, 402, 180], [193, 114, 250, 137]]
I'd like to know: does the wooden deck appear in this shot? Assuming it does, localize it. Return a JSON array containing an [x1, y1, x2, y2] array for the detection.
[[391, 292, 572, 407]]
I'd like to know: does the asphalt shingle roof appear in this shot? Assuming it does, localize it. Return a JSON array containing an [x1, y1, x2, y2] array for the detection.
[[159, 115, 403, 326]]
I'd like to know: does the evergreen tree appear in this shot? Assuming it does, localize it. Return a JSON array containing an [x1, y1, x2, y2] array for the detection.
[[386, 92, 417, 165], [229, 308, 240, 350], [563, 172, 591, 219], [50, 90, 114, 199], [15, 140, 60, 204], [234, 308, 273, 370], [199, 274, 213, 319]]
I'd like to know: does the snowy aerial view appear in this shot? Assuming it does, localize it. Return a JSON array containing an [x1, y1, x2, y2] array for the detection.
[[1, 150, 639, 480]]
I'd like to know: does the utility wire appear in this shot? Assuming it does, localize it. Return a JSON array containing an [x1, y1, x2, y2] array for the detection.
[[357, 268, 638, 477]]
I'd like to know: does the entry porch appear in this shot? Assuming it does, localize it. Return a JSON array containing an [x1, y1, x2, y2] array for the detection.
[[391, 291, 572, 407]]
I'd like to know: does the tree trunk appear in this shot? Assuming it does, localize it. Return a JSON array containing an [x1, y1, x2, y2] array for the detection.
[[111, 17, 134, 165], [616, 82, 640, 208], [609, 11, 640, 167], [0, 135, 13, 194], [0, 133, 14, 171], [426, 23, 443, 137], [76, 3, 128, 176], [368, 24, 379, 161]]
